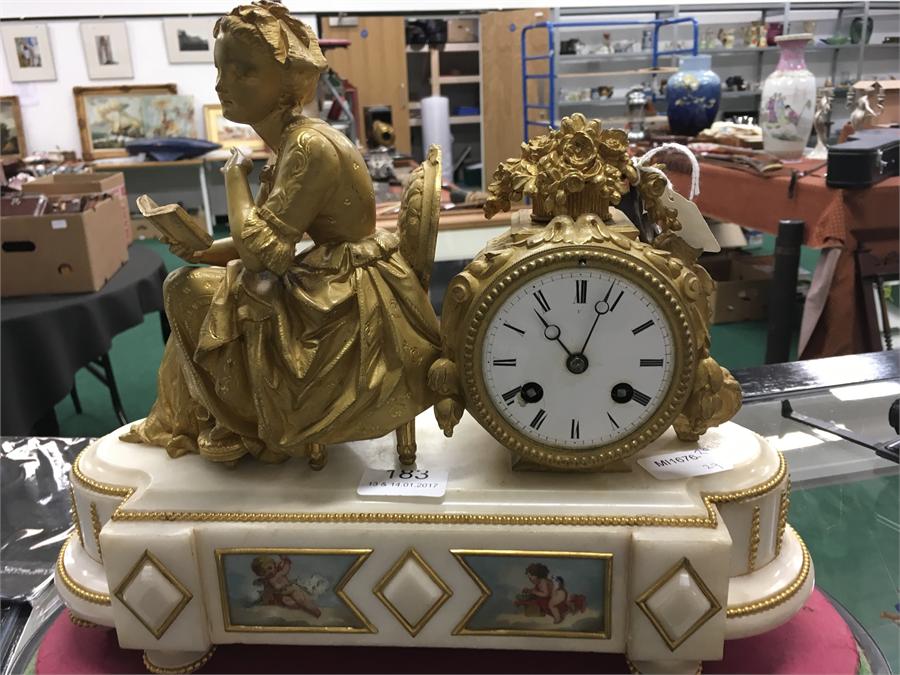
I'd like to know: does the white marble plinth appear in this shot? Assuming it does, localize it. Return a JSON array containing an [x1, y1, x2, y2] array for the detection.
[[56, 414, 812, 674]]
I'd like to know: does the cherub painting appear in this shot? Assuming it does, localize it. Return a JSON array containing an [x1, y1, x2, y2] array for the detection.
[[516, 562, 588, 624], [251, 555, 323, 618], [453, 551, 610, 638], [219, 549, 373, 632]]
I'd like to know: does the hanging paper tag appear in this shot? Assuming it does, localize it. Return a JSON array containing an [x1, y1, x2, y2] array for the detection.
[[637, 447, 733, 480], [662, 187, 720, 253]]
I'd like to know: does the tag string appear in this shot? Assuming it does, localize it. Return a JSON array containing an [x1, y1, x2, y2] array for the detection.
[[632, 143, 700, 200]]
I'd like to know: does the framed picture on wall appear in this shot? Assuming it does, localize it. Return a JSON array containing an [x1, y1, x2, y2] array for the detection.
[[203, 104, 265, 151], [73, 84, 199, 160], [0, 96, 27, 159], [162, 17, 218, 64], [0, 22, 56, 82], [80, 21, 134, 80]]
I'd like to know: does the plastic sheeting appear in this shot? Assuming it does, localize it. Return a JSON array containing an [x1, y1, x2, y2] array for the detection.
[[1, 437, 91, 601]]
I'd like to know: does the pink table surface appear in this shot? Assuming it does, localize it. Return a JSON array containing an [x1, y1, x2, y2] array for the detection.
[[38, 589, 859, 674]]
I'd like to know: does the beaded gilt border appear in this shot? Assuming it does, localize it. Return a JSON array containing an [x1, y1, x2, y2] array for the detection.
[[143, 646, 216, 675], [76, 451, 787, 531], [774, 477, 791, 557], [726, 526, 811, 618], [55, 535, 111, 606], [747, 506, 761, 572]]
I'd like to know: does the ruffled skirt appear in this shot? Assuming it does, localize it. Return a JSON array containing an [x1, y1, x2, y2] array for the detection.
[[122, 231, 441, 463]]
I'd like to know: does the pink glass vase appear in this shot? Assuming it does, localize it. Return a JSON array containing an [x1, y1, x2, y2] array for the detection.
[[760, 33, 816, 159]]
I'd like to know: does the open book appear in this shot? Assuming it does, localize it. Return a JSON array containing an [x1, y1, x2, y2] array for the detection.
[[136, 195, 213, 252]]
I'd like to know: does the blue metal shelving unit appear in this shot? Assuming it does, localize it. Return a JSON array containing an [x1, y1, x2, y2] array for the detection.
[[521, 17, 699, 141]]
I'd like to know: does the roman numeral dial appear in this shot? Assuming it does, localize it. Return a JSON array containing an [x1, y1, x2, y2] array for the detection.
[[481, 267, 675, 450]]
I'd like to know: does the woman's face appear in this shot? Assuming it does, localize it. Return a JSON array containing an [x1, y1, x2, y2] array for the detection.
[[214, 31, 284, 125]]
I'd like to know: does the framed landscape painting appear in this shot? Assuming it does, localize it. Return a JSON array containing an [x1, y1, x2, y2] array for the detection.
[[0, 96, 26, 158], [73, 84, 189, 159], [204, 104, 265, 151]]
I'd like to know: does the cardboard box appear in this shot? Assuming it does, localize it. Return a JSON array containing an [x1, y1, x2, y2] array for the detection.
[[699, 253, 772, 324], [21, 172, 132, 245], [447, 18, 478, 43], [1, 197, 129, 297], [130, 216, 160, 241]]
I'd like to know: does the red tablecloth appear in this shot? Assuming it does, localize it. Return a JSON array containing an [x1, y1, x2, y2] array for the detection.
[[37, 589, 861, 674], [669, 160, 899, 358]]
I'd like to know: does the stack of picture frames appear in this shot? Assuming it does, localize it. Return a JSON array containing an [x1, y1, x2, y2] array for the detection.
[[73, 84, 197, 160]]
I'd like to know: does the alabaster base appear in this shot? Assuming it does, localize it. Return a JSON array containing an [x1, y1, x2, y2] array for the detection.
[[56, 415, 812, 674]]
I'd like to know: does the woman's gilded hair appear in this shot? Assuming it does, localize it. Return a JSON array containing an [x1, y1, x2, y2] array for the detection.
[[214, 0, 327, 106]]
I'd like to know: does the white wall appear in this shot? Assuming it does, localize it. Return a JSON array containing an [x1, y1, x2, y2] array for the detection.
[[0, 12, 316, 155]]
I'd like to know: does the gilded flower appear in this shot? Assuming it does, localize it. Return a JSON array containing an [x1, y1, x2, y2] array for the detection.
[[484, 113, 644, 220], [598, 128, 628, 159]]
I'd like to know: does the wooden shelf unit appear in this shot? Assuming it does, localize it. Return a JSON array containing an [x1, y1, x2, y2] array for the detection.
[[405, 15, 484, 186], [409, 114, 482, 127]]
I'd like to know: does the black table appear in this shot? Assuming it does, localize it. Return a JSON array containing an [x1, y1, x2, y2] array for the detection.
[[0, 245, 167, 435]]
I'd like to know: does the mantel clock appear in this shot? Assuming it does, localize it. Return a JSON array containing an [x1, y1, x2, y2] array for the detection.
[[429, 114, 741, 470]]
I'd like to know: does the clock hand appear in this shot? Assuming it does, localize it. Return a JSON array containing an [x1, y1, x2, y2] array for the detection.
[[533, 308, 573, 356], [579, 284, 614, 354]]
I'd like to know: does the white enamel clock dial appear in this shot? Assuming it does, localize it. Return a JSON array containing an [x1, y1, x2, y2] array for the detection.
[[481, 267, 675, 450]]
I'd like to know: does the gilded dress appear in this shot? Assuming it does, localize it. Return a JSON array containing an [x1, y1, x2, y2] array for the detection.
[[123, 119, 441, 463]]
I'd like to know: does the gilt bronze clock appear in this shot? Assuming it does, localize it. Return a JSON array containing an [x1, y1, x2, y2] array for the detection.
[[429, 114, 741, 470]]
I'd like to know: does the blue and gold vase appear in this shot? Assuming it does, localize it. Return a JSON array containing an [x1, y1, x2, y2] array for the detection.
[[666, 55, 721, 136]]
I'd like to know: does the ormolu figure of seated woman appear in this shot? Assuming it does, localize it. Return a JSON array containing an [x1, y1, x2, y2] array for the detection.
[[123, 1, 442, 469]]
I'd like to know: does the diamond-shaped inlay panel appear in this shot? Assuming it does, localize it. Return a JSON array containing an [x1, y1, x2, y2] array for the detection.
[[114, 550, 192, 639], [374, 549, 452, 636], [635, 558, 721, 651]]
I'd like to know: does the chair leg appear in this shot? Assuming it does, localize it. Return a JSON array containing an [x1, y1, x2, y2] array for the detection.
[[98, 354, 127, 426], [396, 419, 417, 466], [875, 277, 893, 350], [84, 353, 127, 425], [306, 443, 327, 471], [70, 384, 83, 415]]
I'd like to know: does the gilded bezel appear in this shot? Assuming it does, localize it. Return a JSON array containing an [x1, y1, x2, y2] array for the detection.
[[461, 245, 695, 470]]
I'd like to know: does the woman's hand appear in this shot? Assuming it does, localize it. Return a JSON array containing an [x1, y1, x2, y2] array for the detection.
[[222, 146, 254, 177], [160, 236, 204, 263]]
